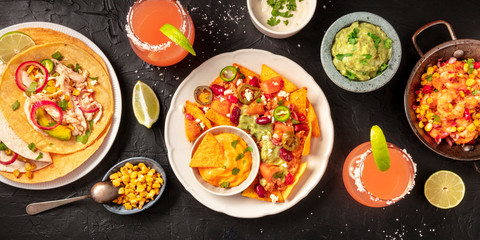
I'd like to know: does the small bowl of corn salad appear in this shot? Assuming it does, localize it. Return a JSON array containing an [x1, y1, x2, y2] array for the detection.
[[102, 157, 166, 215]]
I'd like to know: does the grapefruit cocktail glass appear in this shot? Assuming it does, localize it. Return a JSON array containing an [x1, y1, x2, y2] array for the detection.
[[342, 142, 416, 207], [126, 0, 195, 66]]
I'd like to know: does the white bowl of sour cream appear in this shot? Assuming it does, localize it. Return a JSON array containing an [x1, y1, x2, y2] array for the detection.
[[247, 0, 316, 39]]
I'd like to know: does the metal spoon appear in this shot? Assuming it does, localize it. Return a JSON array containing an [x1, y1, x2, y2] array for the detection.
[[26, 181, 119, 215]]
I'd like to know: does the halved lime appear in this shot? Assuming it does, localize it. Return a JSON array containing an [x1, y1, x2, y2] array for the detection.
[[370, 125, 390, 172], [425, 170, 465, 209], [0, 31, 35, 63], [132, 81, 160, 128], [160, 24, 196, 56]]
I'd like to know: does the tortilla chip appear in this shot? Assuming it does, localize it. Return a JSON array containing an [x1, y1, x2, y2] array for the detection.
[[0, 124, 110, 183], [290, 87, 307, 116], [189, 133, 224, 168], [307, 101, 320, 138], [205, 109, 234, 126], [281, 162, 308, 200], [242, 178, 285, 203], [210, 76, 223, 87], [233, 63, 261, 79], [302, 119, 312, 156], [185, 101, 212, 128], [261, 64, 297, 93]]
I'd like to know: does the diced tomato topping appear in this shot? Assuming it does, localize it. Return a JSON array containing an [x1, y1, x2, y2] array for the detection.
[[422, 85, 432, 94], [185, 113, 194, 120], [259, 163, 281, 183], [285, 173, 294, 185], [474, 62, 480, 69], [246, 101, 266, 115], [260, 76, 284, 94], [274, 122, 293, 133], [210, 97, 231, 116], [226, 94, 238, 103], [264, 94, 273, 99], [465, 108, 471, 120]]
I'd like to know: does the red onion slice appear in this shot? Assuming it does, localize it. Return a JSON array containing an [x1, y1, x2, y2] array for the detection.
[[0, 153, 18, 165], [30, 100, 63, 130], [15, 61, 49, 93]]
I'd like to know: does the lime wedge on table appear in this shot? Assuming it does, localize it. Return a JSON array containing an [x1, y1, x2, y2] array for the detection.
[[160, 24, 196, 56], [0, 31, 35, 63], [425, 170, 465, 209], [370, 125, 390, 172], [132, 81, 160, 128]]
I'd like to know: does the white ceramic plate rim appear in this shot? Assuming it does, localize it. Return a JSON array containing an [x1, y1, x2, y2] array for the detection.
[[165, 49, 334, 218], [0, 22, 122, 190]]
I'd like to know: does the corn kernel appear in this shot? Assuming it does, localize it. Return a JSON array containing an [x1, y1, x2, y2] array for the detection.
[[457, 126, 465, 132], [125, 162, 134, 169], [121, 175, 130, 183], [130, 171, 137, 179], [158, 177, 164, 185], [415, 108, 421, 113], [460, 91, 465, 98], [432, 72, 440, 79], [464, 63, 469, 72], [112, 179, 121, 187], [147, 169, 156, 177], [109, 173, 118, 180], [13, 169, 20, 178], [466, 78, 475, 86], [419, 122, 425, 128], [425, 122, 433, 132], [449, 126, 457, 132], [67, 101, 72, 109], [152, 182, 161, 189], [5, 149, 12, 155], [420, 80, 427, 86], [421, 73, 427, 81], [426, 98, 433, 104], [47, 80, 55, 86], [27, 65, 35, 74], [124, 203, 132, 210], [118, 187, 125, 195], [427, 67, 434, 75], [64, 94, 70, 101], [421, 105, 429, 110], [24, 162, 36, 171], [449, 104, 453, 109], [467, 124, 476, 132], [474, 119, 480, 127], [25, 170, 33, 179]]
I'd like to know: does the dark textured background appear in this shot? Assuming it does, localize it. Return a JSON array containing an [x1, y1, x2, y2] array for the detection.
[[1, 0, 479, 239]]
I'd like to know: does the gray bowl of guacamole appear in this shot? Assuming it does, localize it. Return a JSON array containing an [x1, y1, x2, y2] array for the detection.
[[320, 12, 401, 92]]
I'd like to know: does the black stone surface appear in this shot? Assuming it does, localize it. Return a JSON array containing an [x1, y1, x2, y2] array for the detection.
[[1, 0, 479, 239]]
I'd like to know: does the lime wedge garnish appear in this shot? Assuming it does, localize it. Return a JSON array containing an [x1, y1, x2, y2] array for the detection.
[[424, 170, 465, 209], [370, 125, 390, 172], [0, 31, 35, 63], [160, 24, 196, 56], [132, 81, 160, 128]]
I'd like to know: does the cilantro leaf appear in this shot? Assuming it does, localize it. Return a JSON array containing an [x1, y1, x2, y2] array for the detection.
[[232, 167, 240, 175], [284, 20, 289, 26], [360, 59, 368, 65], [432, 114, 441, 124], [28, 142, 36, 152], [368, 32, 381, 49], [346, 70, 357, 80], [272, 171, 285, 180], [220, 182, 230, 188], [243, 146, 253, 153], [52, 51, 63, 61], [12, 100, 20, 111], [426, 74, 433, 82], [46, 122, 57, 127], [472, 89, 480, 95], [25, 82, 38, 97], [336, 53, 353, 61], [267, 16, 280, 27], [58, 99, 68, 111], [231, 140, 240, 149], [36, 152, 43, 160], [75, 63, 82, 72], [384, 38, 393, 49], [89, 76, 99, 80], [236, 153, 244, 161], [0, 142, 7, 151], [363, 54, 372, 60], [348, 28, 359, 45], [377, 63, 388, 75]]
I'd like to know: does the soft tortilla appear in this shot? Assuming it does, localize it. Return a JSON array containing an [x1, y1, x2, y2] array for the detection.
[[0, 42, 114, 154]]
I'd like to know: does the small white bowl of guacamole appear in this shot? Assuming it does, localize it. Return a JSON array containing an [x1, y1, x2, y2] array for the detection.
[[320, 12, 402, 92]]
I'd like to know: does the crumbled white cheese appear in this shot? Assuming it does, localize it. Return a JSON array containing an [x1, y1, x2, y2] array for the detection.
[[273, 97, 278, 102], [179, 104, 185, 113], [273, 81, 279, 86], [270, 194, 279, 203], [278, 90, 289, 97], [236, 78, 242, 86], [262, 135, 270, 141], [199, 122, 205, 130], [267, 148, 273, 154], [272, 133, 280, 139], [281, 163, 288, 168], [226, 113, 231, 117], [203, 107, 210, 112], [90, 80, 98, 86], [245, 89, 253, 102], [223, 89, 234, 95], [195, 119, 201, 123], [220, 97, 225, 102]]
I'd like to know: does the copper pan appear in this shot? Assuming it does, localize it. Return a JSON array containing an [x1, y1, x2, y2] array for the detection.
[[404, 20, 480, 161]]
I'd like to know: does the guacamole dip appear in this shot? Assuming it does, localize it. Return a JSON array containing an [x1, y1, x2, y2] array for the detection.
[[331, 22, 392, 81]]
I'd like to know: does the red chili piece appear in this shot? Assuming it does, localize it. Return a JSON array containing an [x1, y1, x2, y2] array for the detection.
[[422, 85, 432, 94], [285, 173, 294, 185], [294, 124, 309, 132], [465, 108, 471, 120], [185, 113, 194, 120], [297, 113, 306, 122]]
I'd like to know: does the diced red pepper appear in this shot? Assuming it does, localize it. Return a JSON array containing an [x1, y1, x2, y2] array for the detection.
[[474, 62, 480, 69], [285, 173, 294, 185], [422, 85, 432, 94], [465, 108, 471, 120], [185, 113, 194, 120], [412, 105, 418, 110]]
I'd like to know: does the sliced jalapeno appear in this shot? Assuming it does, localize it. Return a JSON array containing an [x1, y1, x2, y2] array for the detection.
[[273, 105, 290, 122], [194, 86, 213, 105], [236, 84, 262, 104], [282, 131, 299, 151], [219, 66, 238, 82], [40, 59, 54, 73]]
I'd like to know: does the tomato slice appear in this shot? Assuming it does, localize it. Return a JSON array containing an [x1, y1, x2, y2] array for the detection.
[[259, 162, 281, 183], [260, 76, 284, 94]]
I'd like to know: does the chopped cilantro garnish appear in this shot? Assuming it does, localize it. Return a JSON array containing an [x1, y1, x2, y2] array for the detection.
[[346, 70, 357, 80], [36, 152, 43, 160], [11, 100, 20, 111], [0, 142, 7, 151], [272, 171, 285, 179], [426, 74, 433, 82], [432, 114, 441, 124], [243, 146, 253, 153], [25, 82, 38, 97], [76, 129, 91, 144], [472, 89, 480, 95], [89, 76, 99, 80], [75, 63, 82, 72], [278, 99, 284, 105], [232, 167, 240, 175], [377, 63, 388, 75], [89, 120, 94, 130], [384, 38, 393, 49], [336, 53, 353, 61], [292, 119, 300, 124], [267, 16, 281, 26], [284, 20, 289, 26], [28, 142, 36, 152], [236, 153, 244, 161], [368, 32, 381, 49], [52, 51, 63, 61], [231, 140, 240, 149], [67, 64, 73, 69], [360, 59, 368, 65], [222, 165, 227, 169], [348, 28, 359, 45], [467, 58, 474, 74], [58, 99, 68, 111], [256, 98, 261, 103], [363, 54, 372, 60], [220, 182, 230, 188]]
